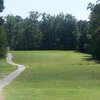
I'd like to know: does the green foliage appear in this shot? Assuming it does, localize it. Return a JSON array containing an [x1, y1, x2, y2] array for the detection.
[[0, 26, 7, 58], [87, 3, 95, 11], [22, 12, 42, 50], [40, 13, 78, 50], [0, 0, 7, 58], [77, 20, 90, 53], [0, 17, 4, 25], [4, 13, 42, 50], [4, 15, 24, 50], [0, 0, 4, 12], [88, 3, 100, 59], [4, 12, 78, 50]]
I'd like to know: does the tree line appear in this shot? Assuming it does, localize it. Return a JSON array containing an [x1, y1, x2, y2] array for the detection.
[[3, 12, 90, 51], [0, 0, 100, 59], [4, 12, 78, 50]]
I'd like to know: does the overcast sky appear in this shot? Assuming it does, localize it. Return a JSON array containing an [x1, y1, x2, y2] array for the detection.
[[1, 0, 96, 20]]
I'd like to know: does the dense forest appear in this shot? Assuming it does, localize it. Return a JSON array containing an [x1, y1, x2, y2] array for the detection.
[[3, 12, 89, 51], [0, 0, 100, 59]]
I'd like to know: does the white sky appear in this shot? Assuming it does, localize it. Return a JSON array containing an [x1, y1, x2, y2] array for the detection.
[[1, 0, 96, 20]]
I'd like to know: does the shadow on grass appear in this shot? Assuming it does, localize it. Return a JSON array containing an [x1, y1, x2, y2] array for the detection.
[[83, 55, 100, 64]]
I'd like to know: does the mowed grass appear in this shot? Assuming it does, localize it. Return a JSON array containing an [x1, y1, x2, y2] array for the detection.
[[4, 51, 100, 100], [0, 58, 16, 79]]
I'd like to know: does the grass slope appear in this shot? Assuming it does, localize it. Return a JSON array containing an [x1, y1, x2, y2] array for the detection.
[[4, 51, 100, 100]]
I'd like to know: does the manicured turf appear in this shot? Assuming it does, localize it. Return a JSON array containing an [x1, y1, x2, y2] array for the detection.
[[4, 51, 100, 100], [0, 58, 16, 79]]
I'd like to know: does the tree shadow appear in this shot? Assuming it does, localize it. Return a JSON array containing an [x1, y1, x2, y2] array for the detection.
[[83, 55, 100, 64]]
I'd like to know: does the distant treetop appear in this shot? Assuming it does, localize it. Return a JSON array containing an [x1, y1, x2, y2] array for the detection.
[[0, 0, 4, 12]]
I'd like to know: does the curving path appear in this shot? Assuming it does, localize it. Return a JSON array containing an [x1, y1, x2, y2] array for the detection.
[[0, 53, 26, 90]]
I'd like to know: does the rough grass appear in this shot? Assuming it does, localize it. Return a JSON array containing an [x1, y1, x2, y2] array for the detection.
[[3, 51, 100, 100], [0, 58, 16, 79]]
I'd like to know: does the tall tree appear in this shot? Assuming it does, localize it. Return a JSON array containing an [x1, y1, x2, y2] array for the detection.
[[40, 13, 77, 50], [4, 15, 18, 50], [0, 0, 7, 58], [0, 26, 7, 58], [23, 12, 42, 50], [54, 13, 77, 50], [5, 12, 42, 50], [40, 13, 55, 49], [88, 3, 100, 59], [0, 0, 4, 12], [77, 20, 90, 52]]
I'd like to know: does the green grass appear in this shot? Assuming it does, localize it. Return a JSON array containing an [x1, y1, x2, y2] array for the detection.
[[3, 51, 100, 100], [0, 58, 16, 79]]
